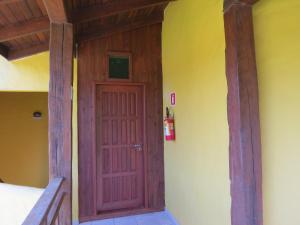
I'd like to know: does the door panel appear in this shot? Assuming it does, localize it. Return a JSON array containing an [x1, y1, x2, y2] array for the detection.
[[96, 85, 144, 213]]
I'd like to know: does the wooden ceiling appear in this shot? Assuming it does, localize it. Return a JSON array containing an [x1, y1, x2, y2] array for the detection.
[[0, 0, 172, 61]]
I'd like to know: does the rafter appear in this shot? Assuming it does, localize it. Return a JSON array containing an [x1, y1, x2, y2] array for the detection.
[[36, 0, 48, 15], [73, 0, 172, 24], [42, 0, 69, 23], [8, 43, 49, 61], [0, 0, 23, 5], [0, 17, 49, 42], [78, 12, 164, 42]]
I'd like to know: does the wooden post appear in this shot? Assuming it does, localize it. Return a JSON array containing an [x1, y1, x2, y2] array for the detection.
[[49, 23, 73, 225], [223, 1, 263, 225]]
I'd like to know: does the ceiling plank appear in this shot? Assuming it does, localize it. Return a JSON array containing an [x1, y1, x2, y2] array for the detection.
[[73, 0, 173, 24], [42, 0, 69, 23], [8, 43, 48, 60], [36, 0, 48, 16], [0, 44, 8, 58], [0, 16, 49, 42], [78, 12, 164, 42]]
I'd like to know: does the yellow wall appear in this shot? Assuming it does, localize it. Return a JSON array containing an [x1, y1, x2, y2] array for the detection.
[[72, 60, 79, 221], [162, 1, 231, 225], [253, 1, 300, 225], [0, 53, 79, 220], [0, 53, 50, 189], [0, 92, 48, 188], [2, 1, 300, 223], [0, 53, 49, 92]]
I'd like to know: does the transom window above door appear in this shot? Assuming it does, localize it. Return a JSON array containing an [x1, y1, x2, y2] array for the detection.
[[108, 52, 132, 80]]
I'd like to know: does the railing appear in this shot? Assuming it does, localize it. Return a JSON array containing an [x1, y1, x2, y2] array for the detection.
[[22, 177, 65, 225]]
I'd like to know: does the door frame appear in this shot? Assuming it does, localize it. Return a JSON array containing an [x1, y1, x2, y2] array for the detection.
[[91, 81, 149, 219], [78, 28, 165, 222]]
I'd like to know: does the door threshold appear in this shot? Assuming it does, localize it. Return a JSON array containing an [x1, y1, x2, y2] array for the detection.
[[80, 208, 164, 223]]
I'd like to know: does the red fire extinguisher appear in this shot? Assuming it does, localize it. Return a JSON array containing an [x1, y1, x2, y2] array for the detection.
[[164, 107, 175, 141]]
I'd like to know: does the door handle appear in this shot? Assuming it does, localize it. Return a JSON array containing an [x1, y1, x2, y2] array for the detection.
[[131, 144, 143, 151]]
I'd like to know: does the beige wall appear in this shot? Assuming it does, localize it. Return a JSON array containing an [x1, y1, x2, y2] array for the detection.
[[0, 92, 48, 188], [162, 1, 231, 225], [254, 1, 300, 225]]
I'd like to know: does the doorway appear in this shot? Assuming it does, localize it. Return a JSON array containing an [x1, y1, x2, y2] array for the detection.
[[78, 26, 165, 223]]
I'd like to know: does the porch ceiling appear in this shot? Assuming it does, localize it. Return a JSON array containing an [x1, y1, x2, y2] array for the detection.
[[0, 0, 172, 61]]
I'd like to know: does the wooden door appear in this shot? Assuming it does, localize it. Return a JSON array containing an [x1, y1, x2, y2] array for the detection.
[[96, 84, 145, 213]]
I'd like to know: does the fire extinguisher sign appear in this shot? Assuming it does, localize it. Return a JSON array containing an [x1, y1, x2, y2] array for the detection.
[[170, 92, 176, 106]]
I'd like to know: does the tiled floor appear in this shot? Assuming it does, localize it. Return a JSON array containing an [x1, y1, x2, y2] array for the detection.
[[80, 211, 177, 225]]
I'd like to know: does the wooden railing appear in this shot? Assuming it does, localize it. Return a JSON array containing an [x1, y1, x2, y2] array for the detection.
[[22, 177, 65, 225]]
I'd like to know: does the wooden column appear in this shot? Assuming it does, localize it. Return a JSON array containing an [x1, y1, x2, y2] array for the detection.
[[223, 1, 263, 225], [49, 23, 73, 225]]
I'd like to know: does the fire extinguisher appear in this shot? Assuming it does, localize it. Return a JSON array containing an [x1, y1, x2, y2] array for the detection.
[[164, 107, 175, 141]]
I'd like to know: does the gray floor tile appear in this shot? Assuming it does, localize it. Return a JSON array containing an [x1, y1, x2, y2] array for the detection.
[[92, 219, 115, 225], [151, 212, 174, 225], [135, 213, 162, 225], [81, 211, 176, 225], [114, 215, 138, 225]]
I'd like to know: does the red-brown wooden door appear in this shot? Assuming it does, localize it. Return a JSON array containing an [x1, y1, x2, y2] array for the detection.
[[96, 84, 145, 213]]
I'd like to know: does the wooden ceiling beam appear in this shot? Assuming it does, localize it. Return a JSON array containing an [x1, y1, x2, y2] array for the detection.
[[7, 43, 49, 61], [42, 0, 69, 23], [78, 12, 164, 42], [0, 17, 49, 42], [73, 0, 173, 24], [0, 0, 23, 5], [0, 44, 8, 58]]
